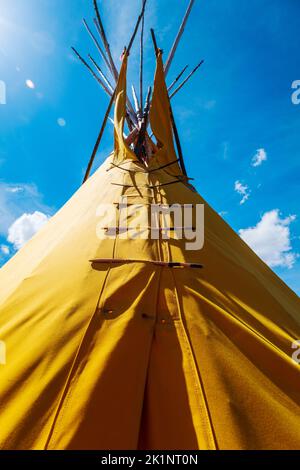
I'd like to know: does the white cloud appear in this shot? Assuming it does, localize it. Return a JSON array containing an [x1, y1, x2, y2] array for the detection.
[[7, 211, 50, 250], [222, 141, 229, 160], [204, 100, 216, 110], [219, 211, 228, 217], [0, 245, 10, 255], [57, 118, 66, 127], [0, 182, 52, 236], [239, 210, 298, 269], [252, 148, 267, 167], [25, 79, 35, 90], [5, 186, 24, 194], [234, 180, 250, 205]]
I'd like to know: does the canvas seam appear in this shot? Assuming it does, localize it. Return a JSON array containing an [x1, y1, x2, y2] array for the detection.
[[171, 269, 218, 450], [136, 266, 162, 449]]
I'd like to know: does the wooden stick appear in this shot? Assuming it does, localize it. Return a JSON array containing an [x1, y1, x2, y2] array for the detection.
[[116, 21, 147, 135], [170, 60, 204, 99], [93, 1, 143, 129], [139, 11, 145, 109], [91, 50, 138, 128], [90, 258, 203, 269], [73, 47, 130, 123], [150, 28, 159, 55], [131, 85, 140, 114], [134, 86, 152, 161], [125, 128, 139, 146], [82, 19, 112, 75], [93, 0, 119, 82], [169, 104, 187, 176], [127, 109, 139, 129], [151, 23, 188, 176], [164, 0, 195, 77], [89, 54, 114, 93], [72, 47, 112, 97], [144, 86, 152, 119], [93, 17, 118, 82], [93, 1, 141, 128], [83, 90, 116, 184], [89, 54, 137, 130], [168, 65, 188, 92], [127, 0, 148, 55], [128, 104, 139, 127], [109, 117, 135, 143]]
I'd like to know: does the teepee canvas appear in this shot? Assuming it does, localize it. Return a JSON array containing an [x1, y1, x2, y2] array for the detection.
[[0, 0, 300, 450]]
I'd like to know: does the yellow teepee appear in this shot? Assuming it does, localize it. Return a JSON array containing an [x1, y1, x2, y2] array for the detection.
[[0, 3, 300, 451]]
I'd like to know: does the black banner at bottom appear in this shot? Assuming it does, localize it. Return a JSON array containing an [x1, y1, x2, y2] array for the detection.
[[0, 450, 298, 464]]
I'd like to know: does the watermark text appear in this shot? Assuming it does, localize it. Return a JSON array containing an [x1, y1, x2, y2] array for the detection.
[[291, 80, 300, 105], [292, 340, 300, 365], [0, 80, 6, 105], [96, 198, 204, 251], [0, 341, 6, 365]]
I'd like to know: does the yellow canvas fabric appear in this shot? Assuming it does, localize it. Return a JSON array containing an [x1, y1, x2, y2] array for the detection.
[[113, 54, 136, 164], [0, 54, 300, 450], [149, 50, 182, 177]]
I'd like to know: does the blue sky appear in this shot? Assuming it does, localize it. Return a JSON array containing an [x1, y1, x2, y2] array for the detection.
[[0, 0, 299, 295]]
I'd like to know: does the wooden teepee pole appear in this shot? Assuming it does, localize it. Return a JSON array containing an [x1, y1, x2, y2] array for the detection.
[[127, 0, 147, 55], [169, 105, 187, 176], [168, 65, 188, 92], [139, 11, 145, 110], [74, 49, 138, 131], [164, 0, 195, 77], [131, 85, 140, 114], [83, 0, 149, 183], [134, 86, 152, 161], [150, 29, 187, 177], [170, 60, 204, 99], [82, 19, 112, 76], [123, 0, 148, 126], [93, 0, 119, 82], [72, 47, 113, 97], [89, 54, 114, 93], [82, 90, 116, 184]]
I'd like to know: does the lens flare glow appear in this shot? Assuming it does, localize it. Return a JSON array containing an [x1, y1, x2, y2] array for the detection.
[[25, 79, 35, 89]]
